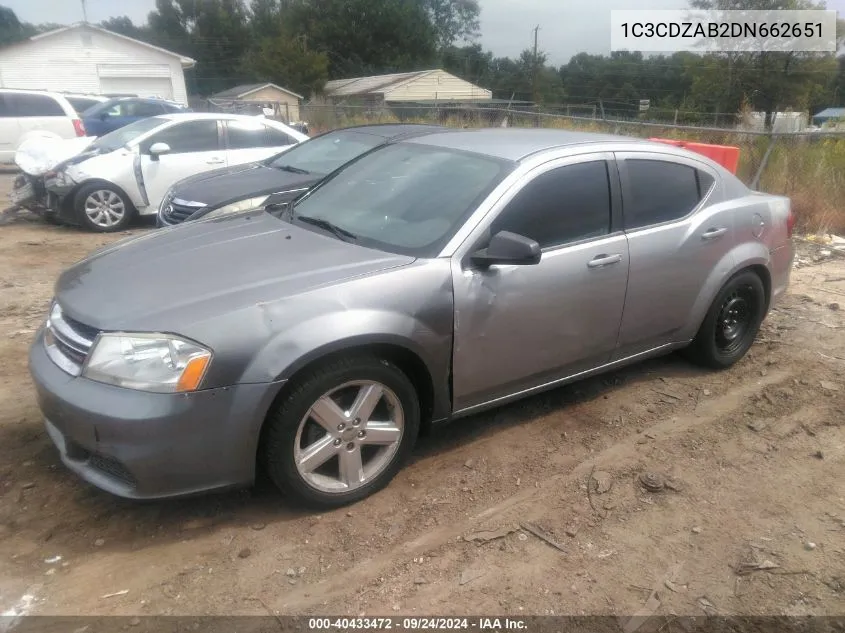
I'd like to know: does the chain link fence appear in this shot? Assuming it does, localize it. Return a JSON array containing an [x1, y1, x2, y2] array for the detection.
[[297, 102, 845, 235]]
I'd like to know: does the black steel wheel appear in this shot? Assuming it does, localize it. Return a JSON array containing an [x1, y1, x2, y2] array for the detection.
[[684, 271, 766, 369]]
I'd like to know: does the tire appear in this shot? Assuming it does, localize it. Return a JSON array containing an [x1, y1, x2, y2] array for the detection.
[[73, 183, 135, 233], [684, 271, 766, 369], [262, 355, 420, 509]]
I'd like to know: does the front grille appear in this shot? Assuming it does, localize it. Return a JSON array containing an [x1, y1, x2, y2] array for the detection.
[[89, 454, 136, 486], [161, 196, 206, 225], [44, 302, 99, 375]]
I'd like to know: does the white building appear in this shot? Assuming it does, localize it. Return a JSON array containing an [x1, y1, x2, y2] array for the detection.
[[0, 23, 195, 104]]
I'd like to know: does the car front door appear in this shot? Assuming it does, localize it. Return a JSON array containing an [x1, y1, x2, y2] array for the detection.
[[450, 154, 630, 412], [223, 119, 299, 167], [612, 151, 732, 359], [138, 119, 225, 210]]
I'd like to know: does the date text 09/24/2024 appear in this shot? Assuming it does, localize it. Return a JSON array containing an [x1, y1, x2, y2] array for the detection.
[[308, 618, 527, 630]]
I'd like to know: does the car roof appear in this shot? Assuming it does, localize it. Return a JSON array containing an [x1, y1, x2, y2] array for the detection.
[[328, 123, 449, 140], [93, 95, 185, 107], [157, 112, 267, 122], [404, 127, 645, 161]]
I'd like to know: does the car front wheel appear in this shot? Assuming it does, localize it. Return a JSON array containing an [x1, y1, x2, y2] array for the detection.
[[262, 355, 420, 508], [74, 183, 135, 232], [685, 271, 766, 369]]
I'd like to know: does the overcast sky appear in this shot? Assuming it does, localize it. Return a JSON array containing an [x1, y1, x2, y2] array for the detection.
[[2, 0, 843, 65]]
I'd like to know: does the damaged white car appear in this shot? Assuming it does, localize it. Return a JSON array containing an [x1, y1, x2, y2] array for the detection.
[[38, 113, 307, 232], [10, 135, 98, 221]]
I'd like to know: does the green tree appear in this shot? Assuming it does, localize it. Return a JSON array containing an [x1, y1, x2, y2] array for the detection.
[[424, 0, 480, 50], [146, 0, 252, 95], [285, 0, 437, 77], [100, 16, 150, 40], [689, 0, 837, 129], [242, 32, 329, 97], [0, 5, 35, 45]]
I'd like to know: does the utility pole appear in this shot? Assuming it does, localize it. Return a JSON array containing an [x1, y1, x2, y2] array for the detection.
[[532, 25, 540, 106], [81, 0, 88, 22]]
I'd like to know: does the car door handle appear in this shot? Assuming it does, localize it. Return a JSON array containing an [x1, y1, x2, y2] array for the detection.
[[587, 254, 622, 268], [701, 227, 727, 240], [206, 157, 225, 164]]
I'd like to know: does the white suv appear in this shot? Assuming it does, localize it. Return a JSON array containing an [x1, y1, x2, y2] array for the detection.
[[0, 89, 87, 164]]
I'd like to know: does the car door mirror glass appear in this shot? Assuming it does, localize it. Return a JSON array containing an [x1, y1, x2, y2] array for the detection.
[[470, 230, 541, 268], [149, 142, 171, 161]]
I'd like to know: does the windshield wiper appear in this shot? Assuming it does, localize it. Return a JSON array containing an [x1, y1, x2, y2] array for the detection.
[[275, 164, 310, 175], [295, 215, 358, 242]]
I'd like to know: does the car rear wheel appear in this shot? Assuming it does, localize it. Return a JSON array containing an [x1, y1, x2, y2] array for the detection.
[[261, 355, 420, 508], [74, 183, 135, 233], [684, 271, 766, 369]]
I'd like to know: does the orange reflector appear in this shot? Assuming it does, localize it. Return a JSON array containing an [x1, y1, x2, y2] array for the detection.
[[176, 355, 211, 392]]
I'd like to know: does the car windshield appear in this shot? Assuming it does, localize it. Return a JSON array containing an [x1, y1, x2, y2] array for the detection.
[[266, 130, 386, 176], [81, 99, 118, 118], [289, 142, 511, 257], [91, 116, 166, 152]]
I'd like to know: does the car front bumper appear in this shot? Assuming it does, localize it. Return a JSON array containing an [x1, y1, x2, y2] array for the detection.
[[28, 328, 285, 500]]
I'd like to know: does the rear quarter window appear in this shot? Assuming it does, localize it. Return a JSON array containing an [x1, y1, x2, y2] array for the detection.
[[5, 93, 66, 117], [623, 159, 714, 230]]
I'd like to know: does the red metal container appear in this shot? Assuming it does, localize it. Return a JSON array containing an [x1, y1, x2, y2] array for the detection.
[[648, 137, 740, 175]]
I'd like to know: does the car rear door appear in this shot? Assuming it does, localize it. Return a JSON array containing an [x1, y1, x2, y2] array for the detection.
[[223, 119, 299, 167], [612, 151, 732, 359], [450, 153, 630, 411], [138, 118, 225, 210], [12, 93, 73, 140]]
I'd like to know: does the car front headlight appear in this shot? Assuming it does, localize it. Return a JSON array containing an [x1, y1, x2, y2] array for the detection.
[[83, 333, 212, 393], [202, 195, 269, 220], [50, 170, 75, 188], [159, 187, 174, 214]]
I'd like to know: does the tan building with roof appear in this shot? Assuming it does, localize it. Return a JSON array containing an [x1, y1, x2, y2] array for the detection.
[[323, 69, 491, 107]]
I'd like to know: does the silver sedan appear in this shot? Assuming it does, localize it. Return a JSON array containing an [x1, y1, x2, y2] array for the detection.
[[29, 128, 795, 508]]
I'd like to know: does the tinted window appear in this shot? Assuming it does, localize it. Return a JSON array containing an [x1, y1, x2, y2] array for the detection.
[[66, 97, 102, 114], [290, 143, 509, 257], [264, 125, 296, 146], [697, 170, 715, 197], [226, 119, 295, 149], [624, 160, 705, 229], [124, 101, 164, 117], [491, 161, 611, 249], [6, 93, 65, 117], [140, 120, 219, 154], [268, 130, 384, 175]]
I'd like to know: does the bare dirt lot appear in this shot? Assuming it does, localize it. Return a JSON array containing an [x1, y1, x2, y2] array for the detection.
[[1, 173, 844, 626]]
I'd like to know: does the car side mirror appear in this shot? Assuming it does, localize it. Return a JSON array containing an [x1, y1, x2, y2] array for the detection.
[[470, 230, 541, 268], [149, 142, 171, 161], [100, 112, 111, 120]]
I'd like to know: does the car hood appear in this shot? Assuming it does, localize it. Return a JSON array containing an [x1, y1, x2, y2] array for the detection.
[[15, 136, 97, 176], [55, 213, 414, 332], [173, 162, 320, 209]]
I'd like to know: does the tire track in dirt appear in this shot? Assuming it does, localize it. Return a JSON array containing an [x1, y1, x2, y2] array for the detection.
[[269, 370, 793, 611]]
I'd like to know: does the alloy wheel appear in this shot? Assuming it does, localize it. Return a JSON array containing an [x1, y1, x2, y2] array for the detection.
[[84, 190, 126, 229], [294, 380, 404, 493]]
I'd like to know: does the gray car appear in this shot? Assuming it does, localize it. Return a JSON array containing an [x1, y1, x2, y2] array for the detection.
[[28, 128, 795, 508]]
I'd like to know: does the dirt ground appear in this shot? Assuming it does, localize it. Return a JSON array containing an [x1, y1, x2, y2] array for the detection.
[[1, 171, 844, 626]]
